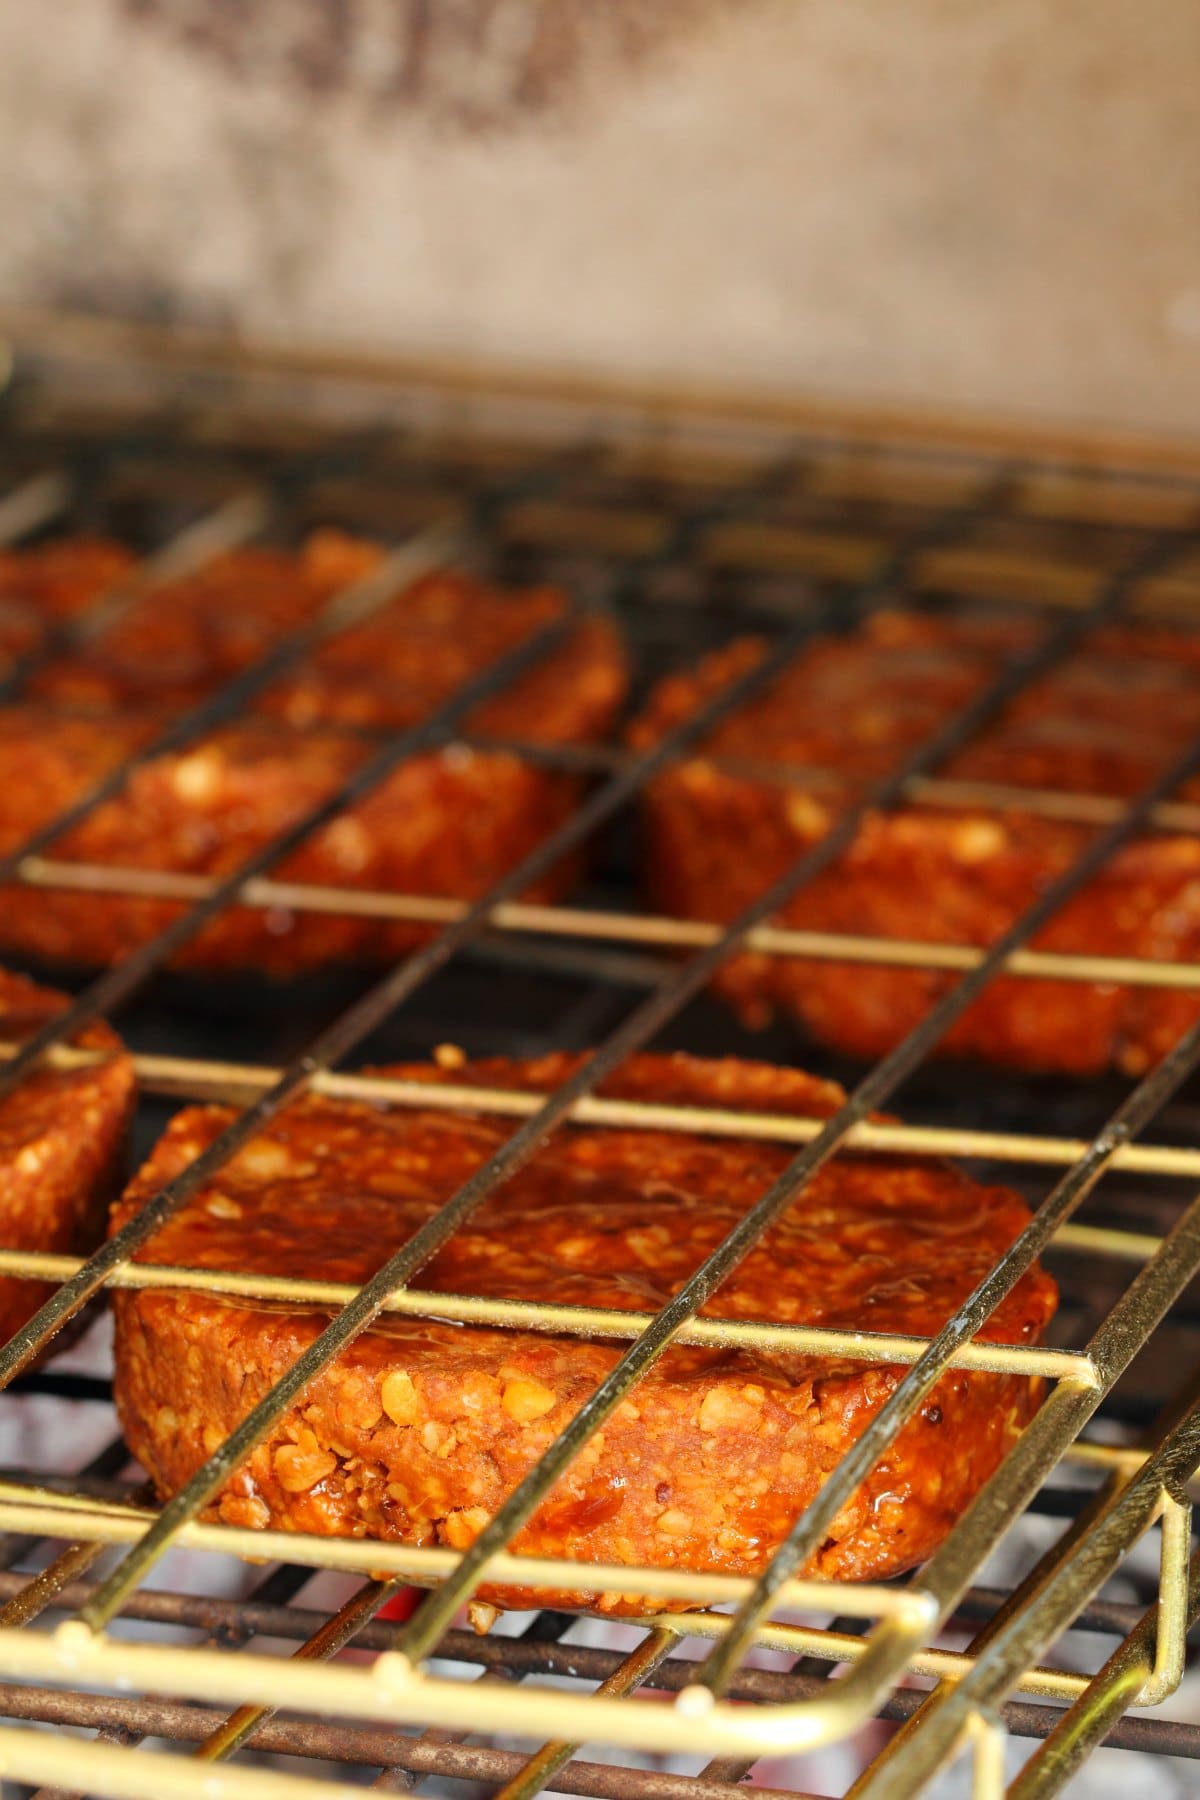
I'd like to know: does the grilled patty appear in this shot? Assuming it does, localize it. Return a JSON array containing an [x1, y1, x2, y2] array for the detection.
[[633, 610, 1200, 1076], [0, 967, 135, 1347], [0, 535, 626, 974], [112, 1051, 1055, 1613]]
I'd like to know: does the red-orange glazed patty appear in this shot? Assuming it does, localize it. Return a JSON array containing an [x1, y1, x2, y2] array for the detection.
[[0, 967, 134, 1347], [633, 609, 1200, 1077], [0, 534, 627, 974], [111, 1052, 1056, 1614]]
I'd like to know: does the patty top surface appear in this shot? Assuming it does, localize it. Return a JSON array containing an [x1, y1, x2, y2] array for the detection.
[[632, 609, 1200, 801], [0, 532, 625, 740], [116, 1052, 1057, 1385]]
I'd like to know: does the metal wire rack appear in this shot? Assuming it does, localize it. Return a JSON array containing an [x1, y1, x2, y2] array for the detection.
[[0, 320, 1199, 1798]]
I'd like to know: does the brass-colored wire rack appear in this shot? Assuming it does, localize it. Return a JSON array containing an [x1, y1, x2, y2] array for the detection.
[[1, 315, 1200, 1798]]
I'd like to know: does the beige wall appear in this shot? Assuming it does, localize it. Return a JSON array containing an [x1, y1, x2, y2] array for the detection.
[[2, 0, 1199, 431]]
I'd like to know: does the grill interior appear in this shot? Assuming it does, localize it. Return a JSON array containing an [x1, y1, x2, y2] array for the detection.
[[0, 331, 1199, 1798]]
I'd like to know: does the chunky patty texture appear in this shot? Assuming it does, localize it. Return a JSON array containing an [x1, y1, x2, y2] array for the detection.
[[112, 1052, 1056, 1613], [0, 967, 135, 1346], [633, 610, 1200, 1076], [0, 535, 626, 973]]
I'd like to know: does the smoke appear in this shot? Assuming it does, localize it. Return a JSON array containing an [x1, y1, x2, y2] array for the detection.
[[121, 0, 729, 132]]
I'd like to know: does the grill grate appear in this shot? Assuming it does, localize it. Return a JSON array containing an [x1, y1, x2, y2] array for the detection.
[[0, 331, 1198, 1797]]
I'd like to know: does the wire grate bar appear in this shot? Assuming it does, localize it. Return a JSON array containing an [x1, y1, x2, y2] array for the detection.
[[26, 1559, 319, 1800], [457, 730, 1200, 837], [371, 1609, 581, 1794], [0, 1474, 1158, 1611], [16, 308, 1200, 484], [0, 1571, 1152, 1658], [854, 1335, 1200, 1788], [0, 1436, 128, 1588], [16, 862, 1200, 997], [0, 483, 270, 710], [851, 1365, 1200, 1799], [947, 1453, 1141, 1705], [3, 1505, 1198, 1765], [10, 1039, 1200, 1181], [0, 468, 72, 546], [1007, 1544, 1200, 1798], [195, 1576, 402, 1765], [686, 758, 1200, 836], [0, 1248, 1104, 1378], [67, 486, 272, 636], [0, 1679, 1196, 1793], [490, 1625, 679, 1800], [0, 1527, 125, 1632], [0, 1695, 831, 1800], [18, 706, 1192, 846]]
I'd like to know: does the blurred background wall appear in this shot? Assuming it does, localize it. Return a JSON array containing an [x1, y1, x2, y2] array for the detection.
[[1, 0, 1198, 430]]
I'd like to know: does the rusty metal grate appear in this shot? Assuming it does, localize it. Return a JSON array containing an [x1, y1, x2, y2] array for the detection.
[[0, 320, 1197, 1798]]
